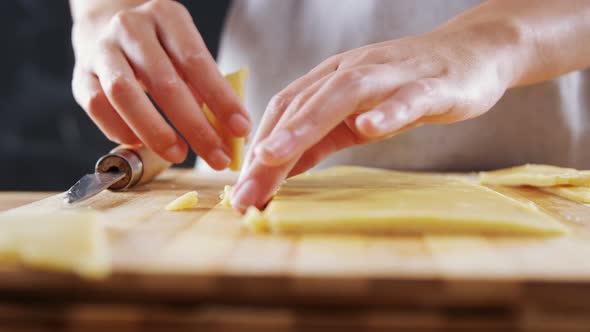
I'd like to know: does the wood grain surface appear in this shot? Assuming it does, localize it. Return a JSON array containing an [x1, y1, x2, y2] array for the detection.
[[0, 192, 55, 212], [1, 168, 590, 331]]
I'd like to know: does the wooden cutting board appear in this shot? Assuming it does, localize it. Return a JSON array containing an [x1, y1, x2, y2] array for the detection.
[[1, 168, 590, 314]]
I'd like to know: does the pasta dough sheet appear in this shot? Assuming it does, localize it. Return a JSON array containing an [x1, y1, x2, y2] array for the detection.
[[244, 167, 567, 236], [479, 164, 590, 187], [543, 186, 590, 204], [202, 67, 248, 171], [0, 211, 110, 278]]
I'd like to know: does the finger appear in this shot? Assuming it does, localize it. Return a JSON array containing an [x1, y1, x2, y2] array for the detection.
[[354, 78, 454, 139], [117, 24, 231, 170], [240, 56, 340, 175], [244, 71, 336, 172], [72, 68, 140, 145], [288, 123, 359, 177], [231, 115, 422, 212], [254, 65, 417, 166], [145, 0, 251, 137], [93, 43, 187, 163], [231, 157, 299, 213], [231, 119, 356, 213]]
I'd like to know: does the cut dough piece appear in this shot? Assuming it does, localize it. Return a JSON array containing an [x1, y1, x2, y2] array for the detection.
[[166, 191, 199, 211], [242, 206, 268, 232], [220, 185, 232, 207], [203, 67, 249, 171], [479, 164, 590, 187], [0, 211, 110, 279], [246, 166, 567, 236], [542, 186, 590, 204]]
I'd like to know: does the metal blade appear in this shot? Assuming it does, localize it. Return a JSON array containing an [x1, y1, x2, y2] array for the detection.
[[64, 171, 125, 204]]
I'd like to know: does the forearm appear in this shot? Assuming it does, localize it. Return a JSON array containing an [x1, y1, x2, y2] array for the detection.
[[443, 0, 590, 88]]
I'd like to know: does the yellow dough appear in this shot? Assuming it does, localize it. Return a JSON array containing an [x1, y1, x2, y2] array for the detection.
[[165, 191, 199, 211], [202, 67, 249, 171], [242, 206, 269, 232], [244, 166, 567, 236], [219, 185, 232, 207], [542, 186, 590, 204], [479, 164, 590, 187], [0, 211, 110, 279]]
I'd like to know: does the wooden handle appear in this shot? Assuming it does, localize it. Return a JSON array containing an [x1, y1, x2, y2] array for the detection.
[[125, 145, 172, 186], [97, 145, 172, 190]]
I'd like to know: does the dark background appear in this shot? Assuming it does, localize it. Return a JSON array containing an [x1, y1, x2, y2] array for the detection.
[[0, 0, 230, 191]]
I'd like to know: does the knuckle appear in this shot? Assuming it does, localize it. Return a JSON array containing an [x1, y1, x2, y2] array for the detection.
[[86, 90, 109, 116], [179, 50, 207, 68], [336, 59, 353, 70], [290, 94, 307, 110], [149, 128, 177, 151], [108, 8, 148, 34], [94, 34, 119, 53], [104, 74, 134, 100], [146, 0, 186, 15], [331, 70, 363, 87], [390, 99, 412, 114], [267, 93, 293, 112], [338, 50, 372, 70], [153, 75, 182, 95], [409, 79, 437, 94], [316, 54, 341, 71], [147, 0, 171, 10], [110, 10, 144, 33], [325, 54, 341, 64]]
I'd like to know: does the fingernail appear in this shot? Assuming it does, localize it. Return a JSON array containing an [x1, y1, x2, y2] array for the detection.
[[356, 111, 385, 137], [228, 113, 251, 137], [231, 179, 258, 211], [163, 144, 185, 163], [259, 130, 294, 162], [367, 110, 385, 128], [208, 149, 231, 170]]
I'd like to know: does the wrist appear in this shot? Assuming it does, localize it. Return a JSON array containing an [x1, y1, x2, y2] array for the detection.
[[71, 1, 147, 57], [438, 15, 535, 89], [71, 1, 147, 23], [71, 1, 148, 39]]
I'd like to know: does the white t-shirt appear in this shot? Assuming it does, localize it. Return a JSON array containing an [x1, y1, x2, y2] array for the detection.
[[200, 0, 590, 172]]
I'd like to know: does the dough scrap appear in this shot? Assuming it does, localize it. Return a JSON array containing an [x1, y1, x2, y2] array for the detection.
[[202, 67, 249, 171], [219, 185, 232, 207], [542, 186, 590, 204], [166, 191, 199, 211], [244, 166, 567, 236], [0, 211, 110, 279], [242, 206, 268, 232], [479, 164, 590, 187]]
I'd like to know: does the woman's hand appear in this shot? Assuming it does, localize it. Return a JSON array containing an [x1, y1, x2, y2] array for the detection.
[[231, 18, 528, 212], [70, 0, 251, 168]]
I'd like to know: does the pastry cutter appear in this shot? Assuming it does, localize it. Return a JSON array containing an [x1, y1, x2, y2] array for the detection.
[[64, 145, 172, 203]]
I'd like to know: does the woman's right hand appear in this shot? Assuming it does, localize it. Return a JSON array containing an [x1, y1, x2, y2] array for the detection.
[[70, 0, 251, 168]]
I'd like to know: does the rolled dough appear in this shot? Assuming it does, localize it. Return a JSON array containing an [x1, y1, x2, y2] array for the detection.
[[479, 164, 590, 187], [0, 210, 110, 278], [243, 166, 567, 236]]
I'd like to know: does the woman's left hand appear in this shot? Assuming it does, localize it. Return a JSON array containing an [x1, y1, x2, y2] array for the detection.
[[231, 18, 526, 212]]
